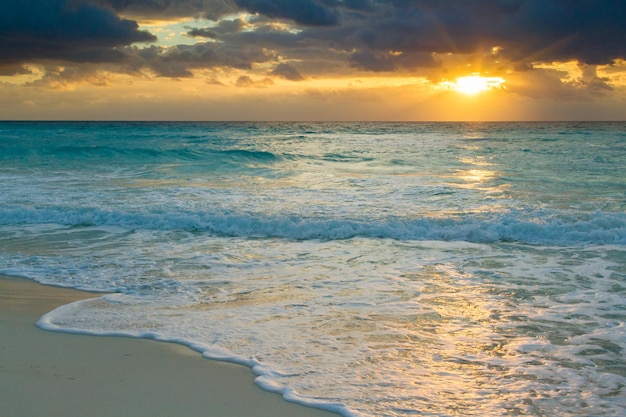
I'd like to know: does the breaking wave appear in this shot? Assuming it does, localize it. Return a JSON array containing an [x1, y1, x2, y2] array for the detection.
[[1, 205, 624, 245]]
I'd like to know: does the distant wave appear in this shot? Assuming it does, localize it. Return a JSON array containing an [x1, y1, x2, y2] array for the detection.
[[1, 206, 624, 245], [219, 149, 279, 161], [1, 145, 281, 165]]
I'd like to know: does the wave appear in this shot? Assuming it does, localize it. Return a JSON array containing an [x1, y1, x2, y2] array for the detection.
[[219, 149, 278, 161], [1, 206, 624, 245], [53, 146, 280, 162], [1, 144, 281, 165]]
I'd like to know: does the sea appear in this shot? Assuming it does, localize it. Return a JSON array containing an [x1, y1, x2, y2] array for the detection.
[[1, 121, 625, 416]]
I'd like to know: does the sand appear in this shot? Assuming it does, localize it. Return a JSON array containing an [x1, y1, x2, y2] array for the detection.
[[0, 275, 340, 417]]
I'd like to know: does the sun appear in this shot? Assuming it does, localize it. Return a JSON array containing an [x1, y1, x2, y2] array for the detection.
[[449, 75, 506, 95]]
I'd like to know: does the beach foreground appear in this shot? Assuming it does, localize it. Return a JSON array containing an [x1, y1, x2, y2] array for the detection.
[[0, 275, 340, 417], [2, 122, 624, 417]]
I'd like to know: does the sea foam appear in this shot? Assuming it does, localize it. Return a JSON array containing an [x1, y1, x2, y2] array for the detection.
[[1, 205, 624, 245], [2, 121, 625, 417]]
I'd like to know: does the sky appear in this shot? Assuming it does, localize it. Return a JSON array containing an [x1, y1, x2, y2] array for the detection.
[[1, 0, 626, 121]]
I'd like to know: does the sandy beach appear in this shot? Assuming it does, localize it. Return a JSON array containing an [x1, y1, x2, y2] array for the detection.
[[0, 274, 340, 417]]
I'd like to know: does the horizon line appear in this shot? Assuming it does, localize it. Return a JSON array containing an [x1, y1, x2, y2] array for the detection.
[[2, 119, 625, 123]]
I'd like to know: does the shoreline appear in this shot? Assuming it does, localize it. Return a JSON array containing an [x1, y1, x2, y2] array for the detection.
[[0, 274, 341, 417]]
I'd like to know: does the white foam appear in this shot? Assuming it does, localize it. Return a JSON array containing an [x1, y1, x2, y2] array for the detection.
[[1, 205, 624, 245], [37, 296, 359, 417], [29, 237, 626, 417], [3, 121, 626, 417]]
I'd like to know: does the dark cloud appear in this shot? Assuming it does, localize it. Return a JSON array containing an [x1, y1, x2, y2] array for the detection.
[[350, 51, 395, 72], [235, 75, 255, 86], [0, 64, 34, 76], [0, 0, 155, 65], [577, 64, 613, 94], [126, 42, 276, 77], [26, 64, 113, 88], [98, 0, 237, 20], [498, 0, 626, 65], [270, 63, 305, 80], [235, 75, 273, 87], [187, 28, 219, 39], [234, 0, 338, 26], [188, 17, 247, 39], [349, 0, 626, 65], [341, 0, 376, 12], [349, 50, 439, 72], [2, 0, 625, 81], [176, 0, 626, 76]]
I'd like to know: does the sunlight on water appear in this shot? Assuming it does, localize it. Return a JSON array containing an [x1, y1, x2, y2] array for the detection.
[[455, 168, 499, 185], [1, 122, 625, 416]]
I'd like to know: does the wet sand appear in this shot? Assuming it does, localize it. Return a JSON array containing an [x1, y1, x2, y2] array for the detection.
[[0, 275, 340, 417]]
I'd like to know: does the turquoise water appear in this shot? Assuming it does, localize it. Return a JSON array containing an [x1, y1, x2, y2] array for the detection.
[[1, 122, 625, 416]]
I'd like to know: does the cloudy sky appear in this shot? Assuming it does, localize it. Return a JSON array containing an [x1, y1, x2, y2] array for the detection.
[[2, 0, 626, 120]]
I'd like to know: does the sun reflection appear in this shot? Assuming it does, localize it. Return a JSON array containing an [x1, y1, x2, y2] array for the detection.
[[457, 168, 497, 183], [459, 156, 494, 167]]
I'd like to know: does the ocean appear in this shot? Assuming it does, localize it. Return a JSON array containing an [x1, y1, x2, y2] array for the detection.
[[1, 121, 624, 416]]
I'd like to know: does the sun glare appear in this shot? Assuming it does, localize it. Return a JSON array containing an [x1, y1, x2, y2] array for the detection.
[[451, 75, 505, 95]]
